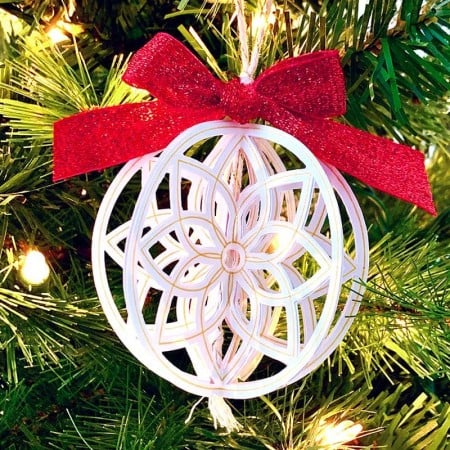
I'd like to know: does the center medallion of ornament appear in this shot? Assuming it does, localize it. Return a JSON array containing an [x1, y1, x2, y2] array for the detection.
[[221, 242, 246, 273]]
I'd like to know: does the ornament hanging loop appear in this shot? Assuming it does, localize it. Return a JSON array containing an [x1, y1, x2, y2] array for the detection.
[[234, 0, 273, 83]]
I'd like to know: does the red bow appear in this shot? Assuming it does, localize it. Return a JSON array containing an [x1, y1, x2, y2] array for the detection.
[[53, 33, 435, 214]]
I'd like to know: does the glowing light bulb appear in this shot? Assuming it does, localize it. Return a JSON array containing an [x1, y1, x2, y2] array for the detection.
[[252, 14, 267, 33], [316, 420, 363, 447], [20, 250, 50, 286], [269, 230, 292, 253], [46, 20, 84, 44], [47, 25, 69, 44], [251, 3, 276, 37]]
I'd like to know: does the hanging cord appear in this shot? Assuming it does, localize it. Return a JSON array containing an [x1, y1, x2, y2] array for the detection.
[[234, 0, 273, 83], [235, 0, 251, 82]]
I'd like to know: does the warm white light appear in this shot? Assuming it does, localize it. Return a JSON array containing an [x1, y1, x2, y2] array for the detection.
[[251, 2, 277, 36], [252, 14, 268, 32], [47, 25, 69, 44], [316, 420, 363, 447], [46, 19, 84, 44], [252, 11, 276, 34], [20, 250, 50, 286], [269, 230, 292, 253]]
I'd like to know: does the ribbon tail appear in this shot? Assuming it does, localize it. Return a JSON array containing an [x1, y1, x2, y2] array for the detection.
[[53, 102, 222, 181], [312, 121, 436, 215], [268, 114, 436, 215]]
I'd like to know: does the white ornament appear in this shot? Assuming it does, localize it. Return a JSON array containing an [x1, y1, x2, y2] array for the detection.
[[92, 120, 368, 403]]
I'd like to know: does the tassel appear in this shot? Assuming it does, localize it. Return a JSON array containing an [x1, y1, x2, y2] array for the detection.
[[208, 395, 241, 433]]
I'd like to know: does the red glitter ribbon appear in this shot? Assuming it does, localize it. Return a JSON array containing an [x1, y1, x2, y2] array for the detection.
[[53, 32, 435, 214]]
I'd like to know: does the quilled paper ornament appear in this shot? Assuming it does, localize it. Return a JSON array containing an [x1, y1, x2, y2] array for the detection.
[[91, 120, 369, 410], [54, 31, 434, 431]]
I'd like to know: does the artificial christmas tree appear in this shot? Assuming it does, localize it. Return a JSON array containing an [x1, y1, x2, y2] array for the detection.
[[0, 1, 449, 448]]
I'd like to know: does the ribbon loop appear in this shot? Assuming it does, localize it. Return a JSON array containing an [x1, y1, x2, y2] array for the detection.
[[53, 32, 435, 215], [254, 51, 347, 118], [123, 33, 222, 109]]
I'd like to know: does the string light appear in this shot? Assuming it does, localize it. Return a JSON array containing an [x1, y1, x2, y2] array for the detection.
[[252, 9, 276, 34], [269, 230, 292, 253], [316, 420, 363, 448], [20, 250, 50, 286], [268, 217, 292, 254], [46, 20, 84, 44], [46, 24, 69, 44]]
